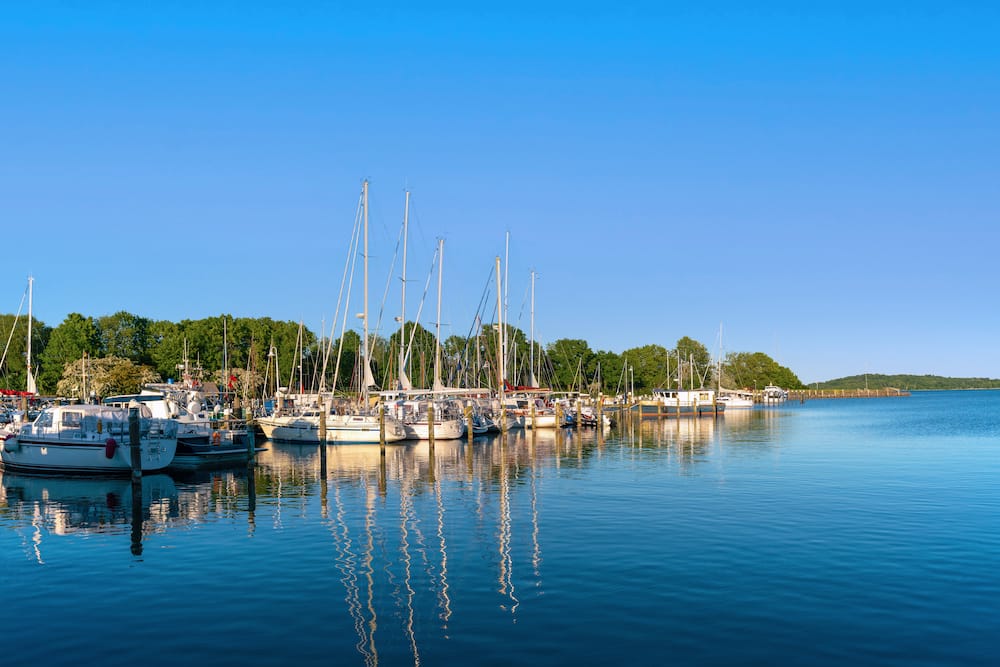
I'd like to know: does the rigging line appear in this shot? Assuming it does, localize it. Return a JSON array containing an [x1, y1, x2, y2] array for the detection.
[[369, 209, 406, 376], [332, 189, 365, 395], [446, 264, 495, 387], [0, 287, 28, 373], [403, 245, 438, 376], [322, 189, 365, 388]]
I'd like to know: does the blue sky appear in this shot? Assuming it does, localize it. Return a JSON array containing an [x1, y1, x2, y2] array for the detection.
[[3, 2, 999, 383]]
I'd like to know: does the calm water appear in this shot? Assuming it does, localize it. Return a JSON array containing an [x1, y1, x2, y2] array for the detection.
[[2, 391, 998, 666]]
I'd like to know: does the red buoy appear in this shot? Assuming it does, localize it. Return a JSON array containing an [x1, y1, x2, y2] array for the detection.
[[105, 437, 117, 459]]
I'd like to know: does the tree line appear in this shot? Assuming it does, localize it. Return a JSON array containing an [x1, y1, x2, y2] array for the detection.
[[0, 311, 804, 399]]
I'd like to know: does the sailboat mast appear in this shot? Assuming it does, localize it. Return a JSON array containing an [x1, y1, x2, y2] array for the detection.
[[503, 231, 510, 381], [362, 179, 370, 406], [223, 315, 229, 401], [26, 275, 34, 395], [399, 190, 410, 390], [529, 270, 536, 387], [495, 256, 505, 399], [433, 239, 444, 390]]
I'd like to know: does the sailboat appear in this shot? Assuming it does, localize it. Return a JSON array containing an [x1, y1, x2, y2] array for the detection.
[[0, 277, 39, 430], [256, 181, 406, 444], [381, 210, 466, 440], [501, 270, 559, 428]]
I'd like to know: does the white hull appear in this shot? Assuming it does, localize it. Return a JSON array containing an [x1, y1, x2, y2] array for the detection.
[[401, 418, 466, 440], [525, 413, 560, 429], [1, 430, 176, 474], [257, 413, 407, 444], [1, 404, 178, 474], [717, 397, 754, 409]]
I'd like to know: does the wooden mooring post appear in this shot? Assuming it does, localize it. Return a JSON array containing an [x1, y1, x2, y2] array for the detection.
[[128, 402, 141, 480], [427, 403, 435, 451], [464, 404, 474, 443], [379, 403, 386, 456], [318, 401, 327, 442], [246, 423, 256, 469]]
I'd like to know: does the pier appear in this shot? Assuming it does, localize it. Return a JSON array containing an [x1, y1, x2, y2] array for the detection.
[[788, 388, 910, 400]]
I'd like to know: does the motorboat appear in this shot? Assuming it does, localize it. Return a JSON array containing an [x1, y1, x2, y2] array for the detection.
[[717, 391, 754, 409], [0, 403, 178, 474]]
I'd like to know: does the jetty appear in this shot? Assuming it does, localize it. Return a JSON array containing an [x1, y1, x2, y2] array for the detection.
[[788, 388, 910, 401]]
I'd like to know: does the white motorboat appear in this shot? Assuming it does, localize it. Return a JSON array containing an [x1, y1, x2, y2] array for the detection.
[[717, 391, 755, 409], [0, 403, 178, 474], [761, 385, 788, 404]]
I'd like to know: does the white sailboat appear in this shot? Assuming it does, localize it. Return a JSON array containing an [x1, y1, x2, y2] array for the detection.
[[257, 181, 406, 444], [382, 231, 466, 440]]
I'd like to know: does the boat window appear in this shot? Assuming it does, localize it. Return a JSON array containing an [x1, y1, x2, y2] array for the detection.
[[36, 411, 53, 428], [62, 411, 83, 427]]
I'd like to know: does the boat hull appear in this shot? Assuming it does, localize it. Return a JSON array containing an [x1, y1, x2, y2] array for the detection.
[[0, 436, 177, 475], [401, 419, 466, 440], [257, 414, 407, 444]]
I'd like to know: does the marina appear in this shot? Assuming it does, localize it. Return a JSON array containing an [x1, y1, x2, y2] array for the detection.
[[2, 390, 997, 666]]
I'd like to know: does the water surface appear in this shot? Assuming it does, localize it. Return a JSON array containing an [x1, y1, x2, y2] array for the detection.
[[2, 391, 998, 665]]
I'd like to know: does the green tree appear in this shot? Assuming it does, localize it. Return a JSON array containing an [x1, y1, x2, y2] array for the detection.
[[589, 349, 624, 396], [0, 313, 50, 393], [675, 336, 713, 389], [37, 313, 101, 392], [97, 311, 154, 364], [546, 338, 593, 391], [386, 321, 437, 388], [723, 352, 803, 390], [56, 355, 161, 399], [621, 344, 670, 393]]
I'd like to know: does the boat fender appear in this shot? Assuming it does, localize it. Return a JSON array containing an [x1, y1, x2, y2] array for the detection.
[[211, 431, 221, 446], [1, 433, 18, 452], [105, 437, 118, 459]]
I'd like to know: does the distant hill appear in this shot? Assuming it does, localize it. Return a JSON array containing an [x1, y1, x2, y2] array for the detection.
[[815, 374, 1000, 391]]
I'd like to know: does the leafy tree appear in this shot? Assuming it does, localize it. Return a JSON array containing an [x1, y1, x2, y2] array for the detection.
[[56, 355, 160, 399], [723, 352, 803, 390], [589, 349, 624, 396], [98, 311, 154, 364], [546, 338, 593, 391], [621, 344, 670, 393], [37, 313, 101, 392], [386, 321, 438, 388], [675, 336, 713, 389], [0, 313, 50, 393]]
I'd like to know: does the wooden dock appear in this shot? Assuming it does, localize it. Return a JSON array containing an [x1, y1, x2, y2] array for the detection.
[[788, 388, 910, 401]]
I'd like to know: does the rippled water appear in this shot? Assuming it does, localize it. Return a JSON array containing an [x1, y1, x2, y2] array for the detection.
[[2, 391, 998, 666]]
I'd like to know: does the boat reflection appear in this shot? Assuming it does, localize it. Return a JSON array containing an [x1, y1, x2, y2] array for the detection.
[[247, 436, 560, 665], [0, 471, 177, 560]]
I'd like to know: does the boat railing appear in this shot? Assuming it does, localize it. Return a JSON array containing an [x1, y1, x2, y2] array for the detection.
[[21, 416, 178, 441]]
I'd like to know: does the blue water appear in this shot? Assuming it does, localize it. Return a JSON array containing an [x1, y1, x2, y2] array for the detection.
[[2, 391, 998, 666]]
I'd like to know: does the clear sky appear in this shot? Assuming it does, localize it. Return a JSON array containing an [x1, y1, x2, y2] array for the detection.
[[3, 2, 999, 384]]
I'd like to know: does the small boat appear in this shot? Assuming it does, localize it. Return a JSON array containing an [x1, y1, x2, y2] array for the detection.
[[717, 391, 755, 409], [761, 385, 788, 404], [0, 403, 178, 475]]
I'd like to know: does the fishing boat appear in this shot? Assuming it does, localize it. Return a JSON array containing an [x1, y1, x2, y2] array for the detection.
[[633, 388, 724, 418], [0, 403, 178, 474]]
